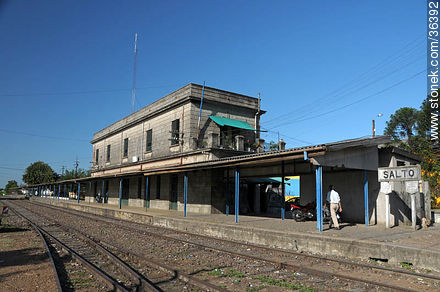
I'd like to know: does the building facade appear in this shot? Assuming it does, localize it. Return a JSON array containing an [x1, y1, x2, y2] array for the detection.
[[88, 83, 264, 212]]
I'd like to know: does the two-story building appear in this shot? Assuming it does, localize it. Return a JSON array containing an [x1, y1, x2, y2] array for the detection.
[[89, 83, 264, 213]]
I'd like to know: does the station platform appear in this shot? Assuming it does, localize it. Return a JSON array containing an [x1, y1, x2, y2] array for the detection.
[[30, 197, 440, 272]]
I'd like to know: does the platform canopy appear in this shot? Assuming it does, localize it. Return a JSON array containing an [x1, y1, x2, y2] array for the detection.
[[209, 116, 255, 131]]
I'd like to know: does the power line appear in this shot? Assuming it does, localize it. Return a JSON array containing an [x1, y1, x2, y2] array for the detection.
[[0, 83, 184, 98], [0, 128, 90, 142]]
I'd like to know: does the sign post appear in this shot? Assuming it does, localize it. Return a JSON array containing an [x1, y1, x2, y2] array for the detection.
[[378, 165, 421, 229]]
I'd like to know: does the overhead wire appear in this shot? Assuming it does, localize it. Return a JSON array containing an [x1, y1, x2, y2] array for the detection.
[[263, 37, 425, 127]]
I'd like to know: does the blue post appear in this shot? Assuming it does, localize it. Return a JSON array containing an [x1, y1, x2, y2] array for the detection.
[[226, 168, 229, 216], [102, 180, 105, 205], [63, 184, 66, 199], [364, 170, 369, 226], [58, 184, 60, 199], [119, 179, 122, 209], [184, 172, 188, 217], [281, 161, 285, 220], [304, 151, 309, 161], [235, 167, 239, 223], [77, 183, 80, 203], [315, 166, 323, 232], [145, 177, 149, 208]]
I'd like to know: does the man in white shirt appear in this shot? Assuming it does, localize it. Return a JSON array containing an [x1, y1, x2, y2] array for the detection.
[[324, 185, 342, 230]]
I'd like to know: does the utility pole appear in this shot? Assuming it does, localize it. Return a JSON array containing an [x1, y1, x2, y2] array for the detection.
[[61, 166, 65, 176], [74, 158, 79, 178], [131, 33, 138, 113]]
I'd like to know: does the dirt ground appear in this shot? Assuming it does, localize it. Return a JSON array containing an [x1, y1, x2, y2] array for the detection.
[[0, 211, 58, 292]]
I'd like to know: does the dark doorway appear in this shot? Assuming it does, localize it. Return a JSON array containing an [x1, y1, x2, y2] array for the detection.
[[121, 179, 129, 206], [170, 175, 178, 210]]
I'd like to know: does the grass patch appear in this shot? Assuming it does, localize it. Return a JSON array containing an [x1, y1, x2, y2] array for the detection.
[[400, 262, 413, 270], [255, 276, 315, 292], [0, 237, 14, 248]]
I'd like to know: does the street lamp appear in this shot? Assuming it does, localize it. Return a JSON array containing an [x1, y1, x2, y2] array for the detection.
[[373, 113, 383, 137]]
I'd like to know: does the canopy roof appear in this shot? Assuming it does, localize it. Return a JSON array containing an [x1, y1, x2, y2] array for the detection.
[[209, 116, 255, 131]]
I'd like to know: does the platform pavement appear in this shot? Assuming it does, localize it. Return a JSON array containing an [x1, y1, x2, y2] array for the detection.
[[31, 196, 440, 272]]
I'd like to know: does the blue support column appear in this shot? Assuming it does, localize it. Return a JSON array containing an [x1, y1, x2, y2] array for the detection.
[[88, 181, 91, 202], [119, 179, 122, 209], [364, 170, 369, 226], [235, 167, 240, 223], [145, 177, 149, 208], [184, 172, 188, 217], [77, 183, 80, 203], [281, 161, 285, 220], [226, 168, 229, 216], [315, 166, 323, 232], [101, 180, 105, 205], [58, 184, 60, 199]]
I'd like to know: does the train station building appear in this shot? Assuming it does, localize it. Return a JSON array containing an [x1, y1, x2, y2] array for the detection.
[[27, 84, 431, 230]]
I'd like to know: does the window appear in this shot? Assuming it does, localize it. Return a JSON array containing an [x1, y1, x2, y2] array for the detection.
[[106, 145, 111, 162], [146, 129, 152, 152], [156, 176, 161, 199], [123, 138, 129, 158], [171, 119, 180, 146], [95, 149, 99, 164]]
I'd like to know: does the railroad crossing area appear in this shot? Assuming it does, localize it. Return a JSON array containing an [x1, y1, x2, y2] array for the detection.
[[34, 196, 440, 272]]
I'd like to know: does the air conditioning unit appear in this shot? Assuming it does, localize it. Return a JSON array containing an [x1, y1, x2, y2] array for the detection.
[[132, 156, 138, 162]]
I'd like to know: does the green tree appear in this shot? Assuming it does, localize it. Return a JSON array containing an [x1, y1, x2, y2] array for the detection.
[[4, 180, 18, 195], [22, 161, 58, 185], [59, 168, 91, 180], [384, 107, 420, 149]]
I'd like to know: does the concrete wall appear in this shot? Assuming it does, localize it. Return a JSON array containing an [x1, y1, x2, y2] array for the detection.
[[91, 84, 261, 174]]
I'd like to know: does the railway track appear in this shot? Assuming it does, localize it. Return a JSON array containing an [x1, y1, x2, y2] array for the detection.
[[14, 200, 440, 291], [7, 201, 227, 292]]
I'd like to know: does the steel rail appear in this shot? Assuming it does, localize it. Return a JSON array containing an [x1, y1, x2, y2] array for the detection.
[[8, 207, 63, 292], [31, 200, 440, 282], [8, 204, 131, 292], [15, 201, 223, 292], [27, 200, 437, 291]]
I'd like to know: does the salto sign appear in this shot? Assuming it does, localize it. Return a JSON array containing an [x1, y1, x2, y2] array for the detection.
[[378, 165, 421, 182]]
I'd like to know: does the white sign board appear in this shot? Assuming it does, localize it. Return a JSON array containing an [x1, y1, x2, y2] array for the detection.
[[378, 165, 421, 182], [405, 181, 419, 193]]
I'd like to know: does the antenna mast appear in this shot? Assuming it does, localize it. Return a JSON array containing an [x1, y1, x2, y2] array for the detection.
[[131, 33, 138, 113]]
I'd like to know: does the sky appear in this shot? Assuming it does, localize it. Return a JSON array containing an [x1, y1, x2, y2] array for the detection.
[[0, 0, 427, 187]]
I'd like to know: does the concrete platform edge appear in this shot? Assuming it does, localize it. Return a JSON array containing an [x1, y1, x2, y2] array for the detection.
[[35, 198, 440, 272]]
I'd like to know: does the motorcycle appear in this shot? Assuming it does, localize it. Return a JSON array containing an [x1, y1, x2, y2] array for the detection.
[[285, 198, 316, 222]]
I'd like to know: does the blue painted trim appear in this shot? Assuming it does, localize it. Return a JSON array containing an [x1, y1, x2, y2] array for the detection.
[[77, 183, 80, 204], [281, 161, 285, 220], [364, 170, 369, 226], [304, 151, 309, 161], [226, 168, 229, 216], [184, 172, 188, 217], [119, 179, 122, 209], [235, 167, 239, 223], [101, 180, 105, 204], [315, 166, 323, 232]]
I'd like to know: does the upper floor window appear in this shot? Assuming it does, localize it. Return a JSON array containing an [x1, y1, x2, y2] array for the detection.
[[123, 138, 129, 158], [146, 129, 152, 152], [171, 119, 179, 146], [106, 144, 111, 162], [95, 149, 99, 164]]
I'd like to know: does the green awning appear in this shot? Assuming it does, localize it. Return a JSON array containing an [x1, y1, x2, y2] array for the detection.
[[209, 116, 255, 131]]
